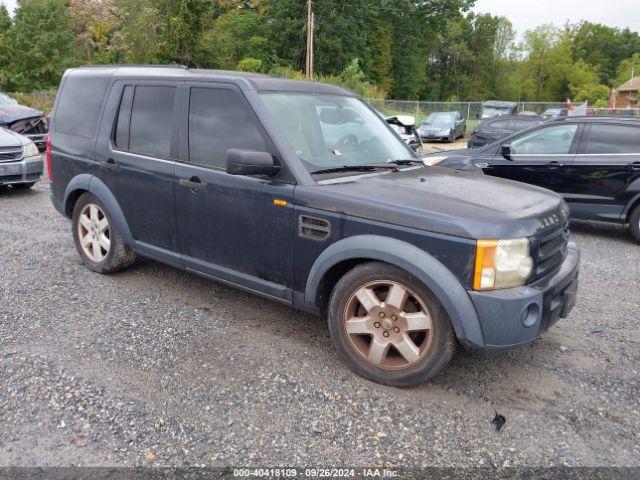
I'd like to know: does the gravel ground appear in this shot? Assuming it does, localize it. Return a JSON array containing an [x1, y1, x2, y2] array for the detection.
[[0, 175, 639, 469]]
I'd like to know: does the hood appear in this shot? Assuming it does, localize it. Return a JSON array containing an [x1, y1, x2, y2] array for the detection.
[[386, 115, 415, 127], [0, 105, 44, 124], [0, 126, 28, 146], [296, 167, 564, 239]]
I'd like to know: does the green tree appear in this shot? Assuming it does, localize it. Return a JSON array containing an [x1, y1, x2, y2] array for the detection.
[[197, 9, 270, 70], [116, 0, 161, 64], [0, 5, 12, 87], [572, 22, 640, 85], [517, 25, 573, 101], [615, 53, 640, 88], [155, 0, 210, 66], [5, 0, 77, 91]]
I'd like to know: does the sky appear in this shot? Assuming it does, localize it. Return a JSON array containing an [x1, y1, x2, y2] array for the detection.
[[1, 0, 639, 36], [472, 0, 640, 36]]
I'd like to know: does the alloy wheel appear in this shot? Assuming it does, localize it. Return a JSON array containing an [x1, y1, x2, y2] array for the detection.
[[78, 203, 110, 262], [343, 280, 433, 370]]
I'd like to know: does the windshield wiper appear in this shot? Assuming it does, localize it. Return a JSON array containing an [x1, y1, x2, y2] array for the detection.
[[386, 159, 426, 167], [311, 165, 399, 175]]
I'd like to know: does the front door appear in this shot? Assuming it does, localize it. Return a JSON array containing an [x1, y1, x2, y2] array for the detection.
[[563, 122, 640, 220], [174, 85, 295, 302], [482, 123, 580, 193]]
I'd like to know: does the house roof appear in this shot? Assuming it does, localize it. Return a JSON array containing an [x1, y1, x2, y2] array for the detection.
[[617, 76, 640, 92]]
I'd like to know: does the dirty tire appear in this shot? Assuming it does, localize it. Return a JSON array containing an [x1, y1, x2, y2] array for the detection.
[[12, 182, 36, 190], [327, 262, 456, 387], [72, 192, 137, 274], [630, 205, 640, 244]]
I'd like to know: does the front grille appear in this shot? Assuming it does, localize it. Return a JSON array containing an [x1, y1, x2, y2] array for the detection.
[[0, 146, 23, 162], [531, 220, 570, 282], [0, 174, 23, 182]]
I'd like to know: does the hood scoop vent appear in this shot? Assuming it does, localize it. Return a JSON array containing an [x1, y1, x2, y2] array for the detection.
[[299, 215, 330, 241]]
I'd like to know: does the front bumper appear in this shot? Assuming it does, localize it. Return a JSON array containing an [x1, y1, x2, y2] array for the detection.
[[0, 155, 43, 185], [468, 245, 580, 349]]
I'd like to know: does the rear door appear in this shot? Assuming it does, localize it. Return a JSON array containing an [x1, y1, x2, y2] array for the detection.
[[174, 83, 295, 302], [563, 123, 640, 220], [482, 123, 581, 192], [95, 82, 180, 258]]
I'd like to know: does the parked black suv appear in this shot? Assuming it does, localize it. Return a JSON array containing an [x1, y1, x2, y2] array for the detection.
[[468, 115, 544, 149], [434, 117, 640, 242], [49, 66, 580, 386]]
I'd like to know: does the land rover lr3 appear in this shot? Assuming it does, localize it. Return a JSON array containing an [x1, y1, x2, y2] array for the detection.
[[48, 67, 580, 386]]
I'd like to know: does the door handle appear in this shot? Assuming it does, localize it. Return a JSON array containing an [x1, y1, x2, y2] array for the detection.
[[629, 161, 640, 171], [179, 177, 207, 191], [547, 161, 564, 169], [99, 158, 118, 172]]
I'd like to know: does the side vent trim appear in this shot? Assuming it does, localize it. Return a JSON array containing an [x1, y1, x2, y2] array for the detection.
[[299, 215, 331, 241]]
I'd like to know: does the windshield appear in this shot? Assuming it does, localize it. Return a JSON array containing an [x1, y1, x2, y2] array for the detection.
[[260, 93, 414, 175], [481, 107, 511, 119], [0, 93, 18, 106], [424, 112, 455, 127]]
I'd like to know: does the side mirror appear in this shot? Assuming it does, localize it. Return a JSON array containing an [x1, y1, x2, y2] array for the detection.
[[226, 149, 280, 177], [501, 143, 513, 161]]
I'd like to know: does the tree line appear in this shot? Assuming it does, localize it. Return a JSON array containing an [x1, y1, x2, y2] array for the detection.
[[0, 0, 639, 104]]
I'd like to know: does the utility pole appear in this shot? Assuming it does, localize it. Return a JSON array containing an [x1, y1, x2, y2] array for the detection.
[[306, 0, 314, 80]]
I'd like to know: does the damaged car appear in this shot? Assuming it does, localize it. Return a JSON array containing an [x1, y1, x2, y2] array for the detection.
[[0, 126, 43, 190], [385, 115, 423, 154], [0, 93, 48, 151]]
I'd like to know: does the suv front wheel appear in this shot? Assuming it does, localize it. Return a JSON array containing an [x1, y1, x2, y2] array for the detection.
[[327, 262, 456, 387], [72, 192, 136, 274]]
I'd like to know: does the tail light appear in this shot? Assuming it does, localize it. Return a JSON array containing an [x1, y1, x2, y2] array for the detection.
[[46, 132, 53, 180]]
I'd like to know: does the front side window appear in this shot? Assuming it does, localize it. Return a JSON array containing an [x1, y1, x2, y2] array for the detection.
[[260, 93, 413, 175], [188, 88, 267, 169], [128, 86, 176, 159], [583, 124, 640, 154], [510, 124, 578, 155]]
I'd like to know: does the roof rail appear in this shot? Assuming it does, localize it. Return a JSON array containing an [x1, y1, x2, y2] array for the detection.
[[78, 64, 189, 70]]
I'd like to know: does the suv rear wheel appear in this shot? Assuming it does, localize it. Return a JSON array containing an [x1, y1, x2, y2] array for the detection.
[[327, 262, 456, 387], [630, 205, 640, 244], [72, 193, 136, 274]]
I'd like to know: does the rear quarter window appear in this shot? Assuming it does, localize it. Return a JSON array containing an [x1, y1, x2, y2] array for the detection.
[[583, 124, 640, 154], [53, 74, 111, 138]]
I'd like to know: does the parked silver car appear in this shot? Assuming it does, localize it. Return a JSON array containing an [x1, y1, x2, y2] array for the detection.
[[0, 127, 43, 190]]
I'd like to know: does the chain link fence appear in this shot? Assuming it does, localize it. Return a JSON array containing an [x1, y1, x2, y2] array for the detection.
[[7, 91, 57, 113], [368, 99, 639, 134]]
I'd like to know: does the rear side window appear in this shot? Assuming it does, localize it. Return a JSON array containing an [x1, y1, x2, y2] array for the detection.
[[583, 125, 640, 154], [127, 86, 176, 159], [188, 88, 267, 169], [54, 75, 110, 138]]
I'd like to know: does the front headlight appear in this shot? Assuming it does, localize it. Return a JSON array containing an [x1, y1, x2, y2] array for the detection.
[[23, 142, 39, 157], [474, 238, 533, 290]]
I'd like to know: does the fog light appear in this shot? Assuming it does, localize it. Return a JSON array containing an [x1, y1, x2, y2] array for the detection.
[[521, 303, 540, 328]]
